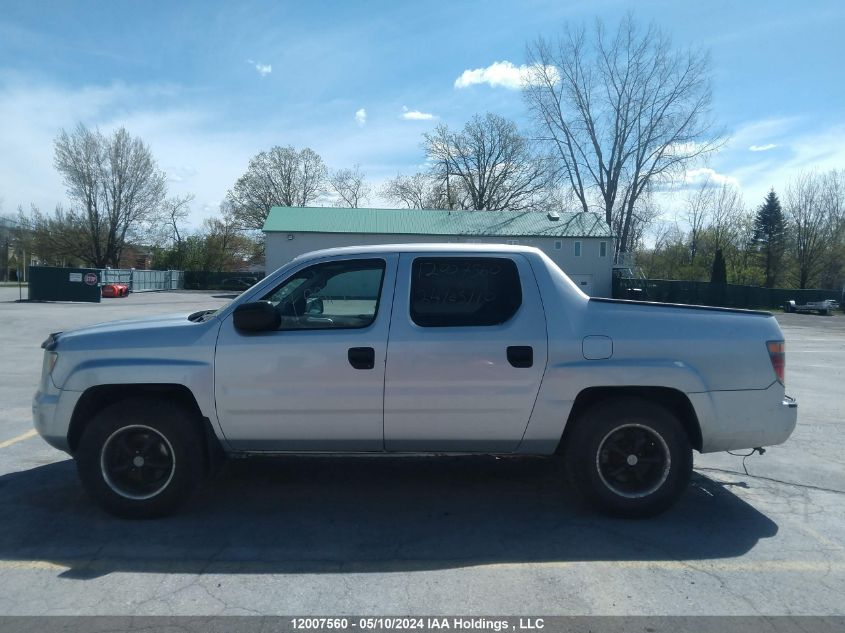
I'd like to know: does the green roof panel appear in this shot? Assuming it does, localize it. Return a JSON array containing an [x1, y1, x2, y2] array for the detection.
[[262, 207, 612, 238]]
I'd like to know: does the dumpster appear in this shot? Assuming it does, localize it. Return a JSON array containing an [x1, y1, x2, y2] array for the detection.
[[28, 266, 102, 302]]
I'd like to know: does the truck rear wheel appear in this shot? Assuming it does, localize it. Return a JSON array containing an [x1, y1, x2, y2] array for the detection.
[[564, 398, 692, 518], [75, 397, 204, 518]]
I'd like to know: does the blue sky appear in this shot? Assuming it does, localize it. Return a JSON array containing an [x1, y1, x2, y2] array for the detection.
[[1, 0, 844, 228]]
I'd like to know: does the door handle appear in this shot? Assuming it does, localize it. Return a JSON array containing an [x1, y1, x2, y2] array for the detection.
[[348, 347, 375, 370], [507, 346, 533, 368]]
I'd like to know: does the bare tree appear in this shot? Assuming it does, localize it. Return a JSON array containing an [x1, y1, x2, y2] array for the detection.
[[200, 212, 248, 272], [155, 194, 194, 268], [15, 204, 90, 267], [524, 15, 723, 256], [227, 146, 327, 229], [423, 113, 549, 211], [626, 192, 662, 255], [683, 179, 713, 269], [709, 182, 745, 251], [381, 173, 449, 209], [0, 201, 13, 281], [328, 165, 371, 208], [786, 170, 845, 288], [54, 124, 167, 267]]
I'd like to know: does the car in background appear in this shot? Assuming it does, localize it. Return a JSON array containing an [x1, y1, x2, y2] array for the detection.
[[101, 283, 129, 298], [784, 299, 840, 315]]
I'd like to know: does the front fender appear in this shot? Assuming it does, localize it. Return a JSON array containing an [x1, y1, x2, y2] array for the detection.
[[59, 359, 217, 422]]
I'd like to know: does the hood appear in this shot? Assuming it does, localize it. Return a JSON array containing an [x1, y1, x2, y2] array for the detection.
[[53, 312, 218, 352]]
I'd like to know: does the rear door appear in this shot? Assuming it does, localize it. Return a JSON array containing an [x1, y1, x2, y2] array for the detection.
[[383, 253, 548, 452]]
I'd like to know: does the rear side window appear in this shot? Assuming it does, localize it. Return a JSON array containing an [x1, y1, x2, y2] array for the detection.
[[410, 257, 522, 327]]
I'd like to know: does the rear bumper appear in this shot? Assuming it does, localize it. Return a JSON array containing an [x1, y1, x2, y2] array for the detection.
[[690, 383, 798, 453]]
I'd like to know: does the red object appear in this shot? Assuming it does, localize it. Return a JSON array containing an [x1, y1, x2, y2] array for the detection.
[[101, 283, 129, 298]]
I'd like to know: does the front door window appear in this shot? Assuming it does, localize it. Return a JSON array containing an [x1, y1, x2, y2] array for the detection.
[[262, 258, 386, 330]]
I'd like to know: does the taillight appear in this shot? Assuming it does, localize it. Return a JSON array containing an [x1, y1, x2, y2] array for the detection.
[[767, 340, 785, 385]]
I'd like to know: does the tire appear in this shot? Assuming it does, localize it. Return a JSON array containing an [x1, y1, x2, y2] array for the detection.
[[563, 397, 692, 518], [76, 397, 205, 518]]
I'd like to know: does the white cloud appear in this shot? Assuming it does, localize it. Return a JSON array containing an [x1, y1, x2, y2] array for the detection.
[[749, 143, 777, 152], [354, 108, 367, 127], [682, 167, 739, 188], [665, 141, 708, 157], [727, 123, 845, 202], [0, 76, 440, 227], [725, 116, 800, 150], [453, 60, 558, 90], [246, 59, 272, 76], [0, 77, 258, 228], [400, 105, 435, 121]]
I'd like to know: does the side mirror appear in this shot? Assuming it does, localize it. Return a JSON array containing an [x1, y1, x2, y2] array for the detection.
[[306, 296, 324, 316], [233, 301, 280, 332]]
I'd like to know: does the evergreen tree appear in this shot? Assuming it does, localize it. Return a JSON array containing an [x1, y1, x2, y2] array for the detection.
[[751, 189, 787, 288], [711, 248, 727, 283]]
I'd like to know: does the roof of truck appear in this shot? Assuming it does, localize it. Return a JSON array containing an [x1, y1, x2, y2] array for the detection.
[[291, 243, 547, 261]]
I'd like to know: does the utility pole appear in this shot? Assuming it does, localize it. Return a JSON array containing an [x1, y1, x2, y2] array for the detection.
[[1, 237, 8, 283], [445, 157, 452, 211]]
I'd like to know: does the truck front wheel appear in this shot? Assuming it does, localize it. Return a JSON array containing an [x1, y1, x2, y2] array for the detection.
[[564, 398, 692, 518], [75, 397, 204, 518]]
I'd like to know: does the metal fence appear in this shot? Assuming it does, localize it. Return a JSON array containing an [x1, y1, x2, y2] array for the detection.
[[100, 269, 184, 292], [613, 277, 844, 310], [183, 271, 265, 291]]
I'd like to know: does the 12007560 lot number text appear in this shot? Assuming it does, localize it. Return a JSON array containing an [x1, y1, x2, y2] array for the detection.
[[292, 618, 428, 630]]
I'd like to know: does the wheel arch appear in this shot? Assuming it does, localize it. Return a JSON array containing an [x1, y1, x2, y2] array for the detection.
[[557, 386, 703, 454], [67, 384, 223, 471]]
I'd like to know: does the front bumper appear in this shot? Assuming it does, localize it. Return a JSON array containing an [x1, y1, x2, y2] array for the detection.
[[32, 387, 81, 454]]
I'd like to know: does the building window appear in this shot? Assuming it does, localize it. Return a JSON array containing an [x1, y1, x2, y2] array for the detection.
[[554, 241, 562, 250], [507, 239, 518, 245], [574, 241, 582, 257], [410, 257, 522, 327], [600, 241, 607, 257]]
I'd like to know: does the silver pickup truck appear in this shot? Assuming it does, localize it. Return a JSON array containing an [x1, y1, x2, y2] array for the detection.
[[33, 244, 797, 518]]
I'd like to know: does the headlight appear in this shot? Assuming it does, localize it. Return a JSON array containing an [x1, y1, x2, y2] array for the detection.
[[46, 352, 59, 375]]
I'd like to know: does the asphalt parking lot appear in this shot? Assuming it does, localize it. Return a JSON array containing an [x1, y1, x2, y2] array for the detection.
[[0, 287, 843, 615]]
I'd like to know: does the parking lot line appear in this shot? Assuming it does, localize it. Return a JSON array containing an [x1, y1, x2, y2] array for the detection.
[[0, 429, 37, 449]]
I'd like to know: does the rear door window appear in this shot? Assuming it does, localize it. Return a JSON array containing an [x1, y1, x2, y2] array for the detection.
[[410, 257, 522, 327]]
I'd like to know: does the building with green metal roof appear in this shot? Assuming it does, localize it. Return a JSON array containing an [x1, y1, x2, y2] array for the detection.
[[263, 206, 614, 295]]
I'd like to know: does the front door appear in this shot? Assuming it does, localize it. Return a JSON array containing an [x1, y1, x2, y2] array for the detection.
[[214, 255, 397, 451], [384, 253, 548, 452]]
